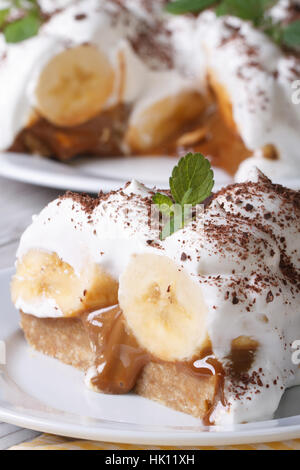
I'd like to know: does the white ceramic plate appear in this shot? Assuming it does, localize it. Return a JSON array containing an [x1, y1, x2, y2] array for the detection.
[[0, 152, 234, 193], [1, 152, 299, 195], [1, 268, 300, 446]]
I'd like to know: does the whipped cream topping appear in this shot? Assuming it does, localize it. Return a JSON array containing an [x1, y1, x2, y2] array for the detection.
[[0, 0, 200, 150], [15, 180, 162, 317], [197, 6, 300, 180], [235, 148, 299, 187], [164, 168, 300, 424], [1, 0, 300, 180], [271, 0, 300, 22]]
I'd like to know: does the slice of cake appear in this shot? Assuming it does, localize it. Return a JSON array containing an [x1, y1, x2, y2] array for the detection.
[[1, 0, 300, 178], [11, 158, 300, 425]]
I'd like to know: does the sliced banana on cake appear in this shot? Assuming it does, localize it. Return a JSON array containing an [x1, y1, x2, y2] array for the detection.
[[119, 253, 208, 362], [207, 71, 238, 134], [125, 91, 207, 153], [35, 44, 115, 127], [11, 250, 118, 318]]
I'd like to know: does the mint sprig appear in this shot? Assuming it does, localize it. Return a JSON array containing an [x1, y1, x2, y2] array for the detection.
[[153, 153, 214, 239], [4, 12, 41, 43], [152, 193, 174, 215], [165, 0, 300, 50], [215, 0, 276, 26], [165, 0, 217, 15], [0, 0, 43, 44], [170, 152, 214, 206], [0, 9, 9, 28], [282, 20, 300, 48]]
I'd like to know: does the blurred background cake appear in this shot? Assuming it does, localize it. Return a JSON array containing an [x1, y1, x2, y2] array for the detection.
[[1, 0, 300, 179]]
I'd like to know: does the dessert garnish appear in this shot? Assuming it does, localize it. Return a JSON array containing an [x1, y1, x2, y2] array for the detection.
[[153, 152, 214, 239], [0, 0, 43, 43], [165, 0, 300, 49]]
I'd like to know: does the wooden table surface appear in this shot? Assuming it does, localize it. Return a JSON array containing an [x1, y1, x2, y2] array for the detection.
[[0, 176, 62, 449]]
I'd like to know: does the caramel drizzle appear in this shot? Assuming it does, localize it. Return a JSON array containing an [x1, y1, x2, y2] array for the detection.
[[82, 305, 257, 425], [82, 306, 149, 394], [9, 98, 250, 174], [178, 348, 226, 426]]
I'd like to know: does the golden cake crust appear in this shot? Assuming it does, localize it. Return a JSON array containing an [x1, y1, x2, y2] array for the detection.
[[136, 362, 217, 419], [20, 312, 216, 420], [20, 312, 94, 371]]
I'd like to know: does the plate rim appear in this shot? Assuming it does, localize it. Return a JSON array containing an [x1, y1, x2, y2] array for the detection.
[[2, 266, 300, 446], [0, 151, 234, 194], [0, 152, 123, 193], [2, 406, 300, 446], [1, 151, 300, 197]]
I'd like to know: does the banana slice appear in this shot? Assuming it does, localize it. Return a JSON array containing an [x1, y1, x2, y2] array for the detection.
[[208, 70, 238, 134], [11, 250, 118, 317], [35, 45, 115, 127], [119, 253, 208, 362], [125, 91, 206, 153]]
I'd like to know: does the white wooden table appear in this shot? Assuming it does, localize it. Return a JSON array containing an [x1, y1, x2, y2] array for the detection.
[[0, 176, 62, 449]]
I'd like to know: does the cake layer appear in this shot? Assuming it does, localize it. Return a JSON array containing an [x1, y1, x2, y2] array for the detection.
[[136, 363, 217, 421], [9, 98, 251, 175], [20, 312, 217, 421], [10, 104, 131, 161], [20, 312, 94, 371]]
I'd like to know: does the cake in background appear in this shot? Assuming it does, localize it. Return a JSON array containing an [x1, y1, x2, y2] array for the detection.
[[1, 0, 300, 179]]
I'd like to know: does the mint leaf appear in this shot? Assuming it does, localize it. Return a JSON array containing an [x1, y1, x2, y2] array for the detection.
[[153, 153, 214, 239], [152, 193, 174, 215], [165, 0, 217, 15], [169, 153, 214, 206], [262, 17, 283, 44], [282, 20, 300, 48], [216, 0, 276, 26], [160, 208, 186, 240], [1, 1, 42, 43], [4, 12, 41, 43], [216, 0, 260, 25], [0, 9, 9, 28]]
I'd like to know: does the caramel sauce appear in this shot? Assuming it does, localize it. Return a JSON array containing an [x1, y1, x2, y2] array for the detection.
[[82, 305, 150, 394], [10, 99, 250, 174], [193, 107, 252, 175], [177, 346, 226, 426], [10, 104, 131, 161], [226, 341, 258, 378], [82, 306, 258, 424], [82, 307, 225, 424], [157, 104, 251, 175]]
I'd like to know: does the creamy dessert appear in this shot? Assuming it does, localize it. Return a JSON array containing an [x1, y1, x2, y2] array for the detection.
[[1, 0, 300, 178], [11, 155, 300, 425]]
